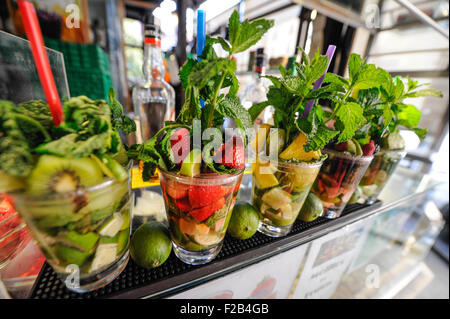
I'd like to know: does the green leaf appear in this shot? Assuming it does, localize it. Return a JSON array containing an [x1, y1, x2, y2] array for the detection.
[[304, 124, 339, 152], [189, 58, 233, 90], [280, 75, 306, 94], [382, 103, 393, 128], [216, 96, 252, 143], [323, 73, 349, 87], [306, 54, 329, 85], [179, 58, 196, 87], [206, 35, 231, 52], [249, 101, 271, 123], [229, 12, 274, 54], [397, 104, 421, 128], [348, 53, 364, 82], [177, 86, 201, 125], [353, 64, 390, 92], [412, 127, 427, 140], [405, 88, 443, 98], [335, 102, 365, 142]]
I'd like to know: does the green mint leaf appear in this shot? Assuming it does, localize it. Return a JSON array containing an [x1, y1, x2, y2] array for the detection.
[[304, 124, 339, 152], [397, 104, 421, 128], [177, 86, 201, 125], [412, 127, 427, 140], [382, 103, 393, 128], [335, 102, 365, 142], [306, 54, 329, 85], [229, 13, 274, 54], [249, 101, 271, 123], [179, 58, 196, 88], [405, 88, 443, 98], [189, 58, 235, 90], [206, 35, 231, 53], [280, 75, 306, 94], [353, 64, 390, 92], [216, 96, 252, 142], [323, 73, 349, 87], [348, 53, 364, 82]]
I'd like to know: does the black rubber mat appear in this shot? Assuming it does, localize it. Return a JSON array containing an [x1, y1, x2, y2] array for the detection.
[[29, 202, 379, 299]]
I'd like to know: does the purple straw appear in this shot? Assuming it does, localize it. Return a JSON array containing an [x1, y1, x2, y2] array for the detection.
[[301, 45, 337, 118]]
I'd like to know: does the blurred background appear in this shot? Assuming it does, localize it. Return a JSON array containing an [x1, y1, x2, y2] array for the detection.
[[0, 0, 448, 298]]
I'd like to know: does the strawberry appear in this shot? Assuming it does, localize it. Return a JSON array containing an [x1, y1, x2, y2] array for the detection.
[[362, 140, 376, 156], [334, 141, 348, 152], [164, 179, 189, 199], [190, 197, 225, 222], [173, 197, 191, 212], [170, 128, 190, 165], [214, 136, 245, 169], [188, 184, 229, 208]]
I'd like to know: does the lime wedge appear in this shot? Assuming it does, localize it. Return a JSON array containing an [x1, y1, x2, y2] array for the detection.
[[89, 244, 118, 273], [99, 213, 124, 237]]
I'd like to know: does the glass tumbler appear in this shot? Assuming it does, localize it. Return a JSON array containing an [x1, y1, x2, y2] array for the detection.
[[11, 175, 132, 293], [359, 149, 406, 204], [159, 169, 243, 265], [252, 156, 324, 237], [311, 149, 373, 219]]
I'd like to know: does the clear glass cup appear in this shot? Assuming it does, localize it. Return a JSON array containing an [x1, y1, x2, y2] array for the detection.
[[10, 172, 132, 293], [311, 149, 373, 219], [359, 149, 406, 204], [159, 169, 243, 265], [252, 156, 324, 237]]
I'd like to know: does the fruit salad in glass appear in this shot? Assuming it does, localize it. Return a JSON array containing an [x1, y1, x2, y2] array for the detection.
[[251, 132, 324, 237], [128, 11, 273, 264], [0, 92, 135, 292], [311, 140, 374, 218]]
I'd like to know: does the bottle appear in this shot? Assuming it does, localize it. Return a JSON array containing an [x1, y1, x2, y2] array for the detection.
[[239, 48, 273, 126], [132, 14, 175, 143]]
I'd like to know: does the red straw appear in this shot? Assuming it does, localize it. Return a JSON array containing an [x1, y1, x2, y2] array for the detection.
[[18, 0, 63, 126]]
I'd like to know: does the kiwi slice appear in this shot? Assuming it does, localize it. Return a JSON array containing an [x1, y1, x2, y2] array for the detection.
[[26, 155, 104, 195]]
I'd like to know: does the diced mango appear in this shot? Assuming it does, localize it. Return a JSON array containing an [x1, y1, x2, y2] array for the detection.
[[253, 159, 279, 189], [250, 124, 272, 152], [279, 133, 321, 161]]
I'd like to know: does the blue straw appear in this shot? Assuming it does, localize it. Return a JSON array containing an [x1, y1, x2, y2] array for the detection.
[[197, 10, 206, 59], [197, 10, 206, 108]]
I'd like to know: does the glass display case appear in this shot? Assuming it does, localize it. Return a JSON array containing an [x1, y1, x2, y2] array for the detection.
[[0, 165, 444, 299]]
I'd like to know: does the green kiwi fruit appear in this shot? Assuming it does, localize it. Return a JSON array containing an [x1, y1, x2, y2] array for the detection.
[[26, 155, 104, 195]]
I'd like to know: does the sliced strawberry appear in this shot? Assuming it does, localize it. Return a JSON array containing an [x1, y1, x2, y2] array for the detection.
[[164, 179, 189, 199], [190, 197, 225, 222], [214, 136, 245, 169], [362, 140, 376, 156], [188, 184, 229, 208], [170, 128, 191, 165], [173, 197, 191, 212]]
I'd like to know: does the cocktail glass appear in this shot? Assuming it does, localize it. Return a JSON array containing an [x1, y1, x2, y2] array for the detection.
[[252, 155, 324, 237], [10, 171, 132, 293], [159, 169, 243, 265], [359, 149, 406, 204], [311, 149, 373, 219]]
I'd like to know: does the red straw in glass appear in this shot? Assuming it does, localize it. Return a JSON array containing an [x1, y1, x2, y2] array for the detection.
[[18, 0, 63, 126]]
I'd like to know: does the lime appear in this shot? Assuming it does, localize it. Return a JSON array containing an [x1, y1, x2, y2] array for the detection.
[[298, 193, 323, 222], [130, 222, 172, 269], [227, 202, 260, 240]]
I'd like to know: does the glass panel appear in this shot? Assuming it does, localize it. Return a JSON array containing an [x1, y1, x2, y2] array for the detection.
[[0, 31, 69, 104]]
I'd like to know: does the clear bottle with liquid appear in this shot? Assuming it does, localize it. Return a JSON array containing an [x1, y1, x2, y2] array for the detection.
[[239, 48, 274, 126], [132, 15, 175, 143]]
